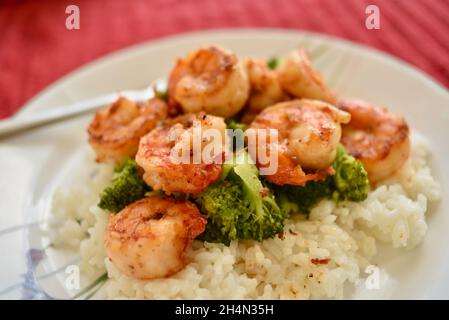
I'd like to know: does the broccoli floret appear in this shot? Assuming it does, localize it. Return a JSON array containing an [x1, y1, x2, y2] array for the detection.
[[271, 145, 369, 215], [267, 57, 279, 70], [98, 159, 151, 213], [196, 180, 246, 245], [331, 144, 369, 202], [225, 119, 247, 152], [154, 87, 168, 102], [233, 152, 286, 240], [225, 118, 248, 132], [195, 151, 287, 245], [271, 179, 333, 215]]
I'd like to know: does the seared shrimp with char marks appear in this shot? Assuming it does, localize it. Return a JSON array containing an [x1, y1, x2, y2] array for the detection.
[[249, 99, 350, 186], [104, 195, 206, 280], [278, 49, 336, 104], [88, 97, 168, 164], [241, 58, 288, 124], [338, 98, 410, 184], [136, 112, 228, 194], [168, 45, 250, 118]]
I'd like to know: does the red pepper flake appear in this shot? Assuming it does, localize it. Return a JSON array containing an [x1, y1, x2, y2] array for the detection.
[[259, 187, 269, 197], [278, 232, 285, 240], [311, 258, 330, 265]]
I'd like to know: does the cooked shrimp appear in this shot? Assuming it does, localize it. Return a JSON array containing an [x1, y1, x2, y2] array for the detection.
[[168, 45, 250, 118], [241, 58, 288, 124], [88, 97, 168, 164], [136, 112, 227, 194], [277, 49, 336, 104], [338, 98, 410, 184], [104, 195, 206, 280], [248, 99, 350, 186]]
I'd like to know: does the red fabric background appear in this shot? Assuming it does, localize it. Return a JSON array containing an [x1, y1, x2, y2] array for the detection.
[[0, 0, 448, 119]]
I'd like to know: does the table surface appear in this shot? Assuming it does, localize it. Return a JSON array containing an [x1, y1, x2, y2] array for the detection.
[[0, 0, 448, 119]]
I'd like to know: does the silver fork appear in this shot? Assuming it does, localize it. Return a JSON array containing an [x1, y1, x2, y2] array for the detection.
[[0, 79, 167, 139], [309, 40, 349, 91], [292, 37, 349, 91]]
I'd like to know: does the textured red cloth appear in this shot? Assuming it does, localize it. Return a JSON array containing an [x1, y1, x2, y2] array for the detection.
[[0, 0, 448, 119]]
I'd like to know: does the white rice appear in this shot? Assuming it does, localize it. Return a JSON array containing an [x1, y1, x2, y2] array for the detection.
[[51, 131, 441, 299]]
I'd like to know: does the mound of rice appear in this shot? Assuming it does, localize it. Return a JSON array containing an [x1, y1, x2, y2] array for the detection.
[[51, 132, 441, 299]]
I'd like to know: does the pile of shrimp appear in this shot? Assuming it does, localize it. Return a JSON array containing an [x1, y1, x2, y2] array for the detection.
[[87, 45, 410, 280]]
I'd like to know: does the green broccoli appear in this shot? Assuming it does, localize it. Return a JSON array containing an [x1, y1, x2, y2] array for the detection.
[[270, 178, 333, 215], [331, 144, 369, 202], [225, 118, 248, 132], [225, 118, 247, 152], [195, 180, 245, 244], [154, 87, 168, 102], [98, 159, 151, 213], [195, 151, 287, 245], [267, 57, 279, 70], [272, 145, 369, 215]]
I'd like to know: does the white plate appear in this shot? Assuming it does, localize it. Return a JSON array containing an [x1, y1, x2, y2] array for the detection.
[[0, 29, 448, 299]]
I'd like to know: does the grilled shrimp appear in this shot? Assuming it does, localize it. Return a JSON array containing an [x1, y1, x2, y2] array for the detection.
[[249, 99, 350, 186], [168, 45, 250, 118], [88, 97, 168, 164], [241, 58, 288, 123], [136, 112, 227, 194], [277, 49, 336, 104], [104, 195, 206, 280], [338, 98, 410, 184]]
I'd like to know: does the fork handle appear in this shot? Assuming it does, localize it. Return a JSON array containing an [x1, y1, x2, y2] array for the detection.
[[0, 93, 137, 139]]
